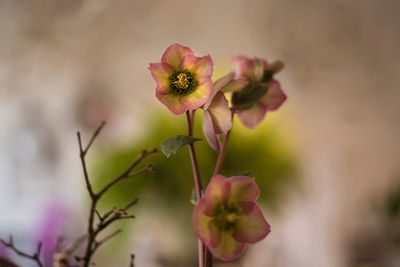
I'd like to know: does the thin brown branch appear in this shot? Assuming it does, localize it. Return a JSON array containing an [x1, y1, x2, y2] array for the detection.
[[66, 234, 88, 255], [98, 198, 139, 225], [92, 229, 122, 254], [0, 236, 44, 267], [83, 121, 106, 155], [96, 149, 157, 197], [77, 132, 96, 200], [95, 209, 103, 221], [123, 198, 139, 211], [100, 215, 136, 230], [75, 122, 155, 267]]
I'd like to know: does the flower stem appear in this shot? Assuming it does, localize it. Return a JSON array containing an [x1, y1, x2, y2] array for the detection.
[[213, 130, 231, 176], [205, 113, 234, 267], [213, 112, 234, 176], [186, 110, 205, 267]]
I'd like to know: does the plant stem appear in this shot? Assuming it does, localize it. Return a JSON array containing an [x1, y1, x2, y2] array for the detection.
[[185, 110, 205, 267], [213, 130, 231, 176], [206, 113, 234, 267], [186, 111, 203, 200]]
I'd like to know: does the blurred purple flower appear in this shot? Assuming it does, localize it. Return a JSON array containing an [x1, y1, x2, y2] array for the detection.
[[0, 242, 9, 258], [32, 202, 71, 266]]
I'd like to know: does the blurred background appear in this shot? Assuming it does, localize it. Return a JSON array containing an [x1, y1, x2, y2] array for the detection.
[[0, 0, 399, 266]]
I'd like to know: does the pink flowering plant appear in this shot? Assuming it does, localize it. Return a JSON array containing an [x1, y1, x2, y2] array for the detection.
[[151, 43, 287, 266], [0, 43, 286, 267]]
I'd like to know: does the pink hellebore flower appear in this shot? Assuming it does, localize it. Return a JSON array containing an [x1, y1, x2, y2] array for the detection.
[[149, 43, 213, 115], [202, 73, 234, 150], [193, 174, 270, 261], [230, 56, 287, 128]]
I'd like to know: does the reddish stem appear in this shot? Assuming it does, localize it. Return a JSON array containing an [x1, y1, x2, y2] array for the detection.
[[213, 130, 231, 176], [206, 113, 234, 267], [185, 111, 205, 267]]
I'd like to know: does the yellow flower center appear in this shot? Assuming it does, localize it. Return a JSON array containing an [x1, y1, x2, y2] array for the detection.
[[169, 70, 197, 95], [213, 202, 242, 232], [173, 73, 190, 89]]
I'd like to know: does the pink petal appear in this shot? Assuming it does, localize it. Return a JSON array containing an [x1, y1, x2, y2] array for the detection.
[[180, 54, 213, 80], [228, 176, 260, 202], [204, 72, 234, 109], [234, 56, 268, 81], [233, 202, 270, 243], [161, 43, 193, 68], [234, 55, 255, 80], [209, 232, 246, 261], [155, 91, 186, 115], [207, 92, 232, 134], [259, 80, 287, 111], [149, 63, 173, 94], [202, 110, 219, 150], [193, 197, 222, 247], [220, 78, 249, 93], [209, 72, 235, 102], [237, 102, 267, 128], [204, 175, 231, 214], [180, 80, 212, 111]]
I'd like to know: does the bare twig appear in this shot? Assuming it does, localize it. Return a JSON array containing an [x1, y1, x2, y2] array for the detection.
[[82, 121, 106, 155], [1, 121, 154, 267], [66, 235, 88, 255], [97, 149, 157, 197], [76, 122, 156, 267], [95, 209, 103, 221], [92, 229, 122, 254], [0, 236, 44, 267], [123, 198, 139, 211]]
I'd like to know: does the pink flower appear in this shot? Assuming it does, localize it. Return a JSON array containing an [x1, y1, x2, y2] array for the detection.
[[149, 43, 213, 115], [230, 56, 287, 128], [193, 174, 270, 261], [202, 73, 234, 150]]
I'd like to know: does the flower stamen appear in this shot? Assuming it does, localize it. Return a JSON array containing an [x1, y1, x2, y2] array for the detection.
[[169, 70, 197, 95], [213, 202, 242, 232], [174, 73, 190, 89]]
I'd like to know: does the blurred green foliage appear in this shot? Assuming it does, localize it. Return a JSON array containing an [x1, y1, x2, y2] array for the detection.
[[385, 181, 400, 245], [91, 112, 298, 212], [89, 112, 298, 263]]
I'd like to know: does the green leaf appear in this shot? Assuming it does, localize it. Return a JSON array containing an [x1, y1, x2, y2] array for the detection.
[[161, 135, 202, 157], [231, 84, 267, 110], [190, 188, 197, 205]]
